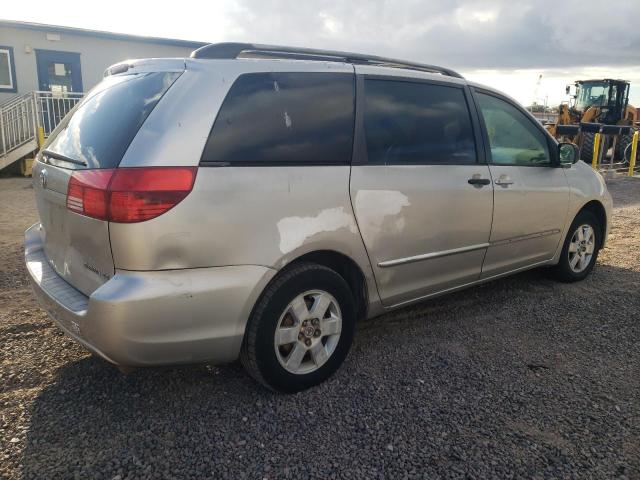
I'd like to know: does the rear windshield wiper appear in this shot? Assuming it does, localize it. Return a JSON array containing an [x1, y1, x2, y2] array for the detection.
[[42, 149, 88, 167]]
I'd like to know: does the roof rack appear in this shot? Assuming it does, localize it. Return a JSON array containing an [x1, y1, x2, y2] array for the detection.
[[190, 43, 464, 79]]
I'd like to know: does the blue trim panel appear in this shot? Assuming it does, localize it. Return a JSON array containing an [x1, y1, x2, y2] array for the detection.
[[0, 45, 18, 93]]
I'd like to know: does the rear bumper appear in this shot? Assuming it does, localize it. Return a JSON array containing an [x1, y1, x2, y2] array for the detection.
[[25, 223, 276, 367]]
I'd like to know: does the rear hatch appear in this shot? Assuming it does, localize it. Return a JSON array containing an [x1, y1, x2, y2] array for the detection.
[[32, 61, 184, 296]]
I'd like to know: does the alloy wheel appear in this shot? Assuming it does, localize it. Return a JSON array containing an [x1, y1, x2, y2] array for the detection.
[[274, 290, 342, 375], [568, 224, 596, 273]]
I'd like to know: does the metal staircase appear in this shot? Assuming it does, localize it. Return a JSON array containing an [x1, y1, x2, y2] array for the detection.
[[0, 91, 83, 172]]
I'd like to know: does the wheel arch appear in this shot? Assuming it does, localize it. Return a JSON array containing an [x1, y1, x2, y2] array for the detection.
[[578, 200, 607, 248], [282, 250, 369, 320]]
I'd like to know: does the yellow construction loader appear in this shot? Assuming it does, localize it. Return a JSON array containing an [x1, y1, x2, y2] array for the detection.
[[547, 79, 637, 161]]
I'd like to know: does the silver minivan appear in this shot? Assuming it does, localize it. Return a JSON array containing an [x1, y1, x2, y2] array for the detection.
[[25, 43, 612, 392]]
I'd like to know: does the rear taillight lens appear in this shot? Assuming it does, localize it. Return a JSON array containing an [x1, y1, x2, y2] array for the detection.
[[66, 169, 113, 219], [66, 167, 197, 223], [108, 168, 196, 222]]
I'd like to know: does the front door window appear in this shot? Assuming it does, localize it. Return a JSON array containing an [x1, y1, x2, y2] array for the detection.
[[476, 92, 550, 166]]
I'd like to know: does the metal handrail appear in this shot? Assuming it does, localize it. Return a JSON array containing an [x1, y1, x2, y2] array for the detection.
[[0, 90, 84, 160], [0, 91, 34, 110], [0, 93, 37, 157], [33, 91, 84, 137]]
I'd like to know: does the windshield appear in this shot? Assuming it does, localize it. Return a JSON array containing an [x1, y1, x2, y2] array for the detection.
[[43, 71, 181, 169], [575, 81, 611, 111]]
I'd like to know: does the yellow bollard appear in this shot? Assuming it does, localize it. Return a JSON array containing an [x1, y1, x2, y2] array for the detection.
[[628, 131, 639, 177], [37, 126, 45, 148], [591, 132, 601, 169]]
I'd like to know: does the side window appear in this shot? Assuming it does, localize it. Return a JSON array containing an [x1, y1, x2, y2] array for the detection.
[[363, 79, 476, 165], [476, 92, 550, 166], [201, 72, 354, 165]]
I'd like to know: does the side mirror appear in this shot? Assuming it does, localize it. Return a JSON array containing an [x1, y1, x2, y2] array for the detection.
[[558, 142, 579, 166], [565, 85, 571, 95]]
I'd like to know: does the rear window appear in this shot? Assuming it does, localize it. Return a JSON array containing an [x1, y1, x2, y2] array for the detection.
[[201, 72, 354, 165], [44, 71, 181, 169], [363, 79, 476, 165]]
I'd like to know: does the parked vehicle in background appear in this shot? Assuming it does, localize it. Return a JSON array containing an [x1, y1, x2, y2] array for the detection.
[[546, 79, 638, 162], [25, 44, 612, 392]]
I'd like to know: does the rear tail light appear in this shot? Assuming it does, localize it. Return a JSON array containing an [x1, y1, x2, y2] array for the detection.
[[66, 167, 197, 223]]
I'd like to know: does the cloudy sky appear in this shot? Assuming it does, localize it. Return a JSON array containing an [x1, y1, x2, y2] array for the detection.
[[4, 0, 640, 106]]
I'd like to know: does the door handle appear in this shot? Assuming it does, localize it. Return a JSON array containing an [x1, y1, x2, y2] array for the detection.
[[495, 175, 514, 186], [468, 177, 491, 186]]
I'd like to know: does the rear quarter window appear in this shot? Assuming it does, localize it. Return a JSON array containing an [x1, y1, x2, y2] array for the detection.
[[201, 72, 355, 165], [44, 71, 181, 169]]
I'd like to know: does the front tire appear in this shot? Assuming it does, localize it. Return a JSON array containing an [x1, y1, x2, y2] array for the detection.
[[580, 132, 596, 162], [551, 210, 601, 282], [240, 263, 356, 392]]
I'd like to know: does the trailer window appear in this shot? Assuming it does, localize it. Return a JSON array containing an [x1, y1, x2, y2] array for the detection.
[[0, 46, 16, 92]]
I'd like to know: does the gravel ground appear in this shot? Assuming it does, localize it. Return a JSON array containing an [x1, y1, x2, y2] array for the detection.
[[1, 175, 639, 479]]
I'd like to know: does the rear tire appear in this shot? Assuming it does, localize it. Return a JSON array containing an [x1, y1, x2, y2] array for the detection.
[[551, 210, 601, 283], [240, 262, 356, 393]]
